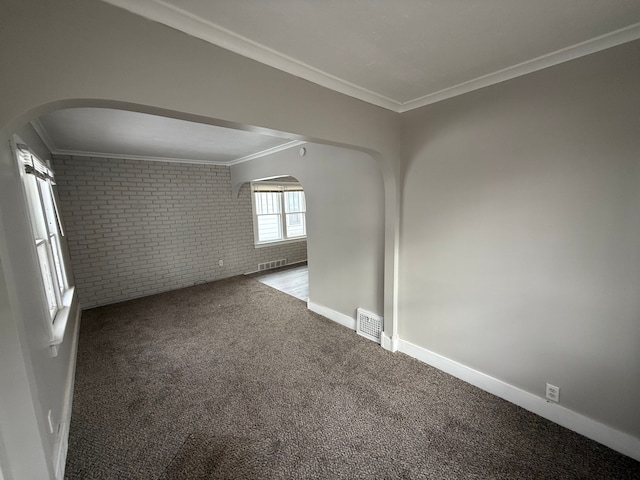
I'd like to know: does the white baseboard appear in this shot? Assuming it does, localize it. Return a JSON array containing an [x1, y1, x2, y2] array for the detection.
[[381, 332, 398, 352], [398, 338, 640, 462], [307, 301, 356, 330]]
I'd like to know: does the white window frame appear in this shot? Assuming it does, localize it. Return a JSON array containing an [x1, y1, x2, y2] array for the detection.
[[14, 140, 74, 353], [251, 182, 307, 247]]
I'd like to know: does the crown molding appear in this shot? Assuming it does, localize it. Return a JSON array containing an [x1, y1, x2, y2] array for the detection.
[[397, 22, 640, 112], [101, 0, 402, 112], [30, 119, 59, 153], [49, 149, 234, 166], [49, 142, 304, 166], [40, 145, 296, 166], [228, 140, 306, 166], [32, 114, 301, 166], [102, 1, 640, 114], [32, 118, 230, 165]]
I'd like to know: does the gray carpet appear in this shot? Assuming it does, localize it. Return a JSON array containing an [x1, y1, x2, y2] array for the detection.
[[65, 275, 640, 479]]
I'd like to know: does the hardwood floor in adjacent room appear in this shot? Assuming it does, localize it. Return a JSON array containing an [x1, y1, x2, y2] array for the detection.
[[251, 263, 308, 302]]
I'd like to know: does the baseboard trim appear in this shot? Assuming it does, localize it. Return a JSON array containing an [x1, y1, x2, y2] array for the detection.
[[398, 338, 640, 462], [307, 301, 356, 330], [381, 332, 398, 352]]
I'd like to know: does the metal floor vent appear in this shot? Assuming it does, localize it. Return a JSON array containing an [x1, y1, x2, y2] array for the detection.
[[258, 258, 287, 271], [356, 308, 383, 344]]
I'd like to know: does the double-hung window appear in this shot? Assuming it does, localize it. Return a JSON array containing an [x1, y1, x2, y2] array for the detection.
[[252, 182, 306, 245], [15, 143, 69, 322]]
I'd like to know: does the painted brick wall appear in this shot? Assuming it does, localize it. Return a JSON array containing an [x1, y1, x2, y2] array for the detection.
[[52, 156, 307, 308]]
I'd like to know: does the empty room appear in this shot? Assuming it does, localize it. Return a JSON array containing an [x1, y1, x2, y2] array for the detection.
[[1, 1, 640, 479]]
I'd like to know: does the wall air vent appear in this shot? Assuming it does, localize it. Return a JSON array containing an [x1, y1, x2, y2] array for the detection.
[[356, 308, 383, 344], [258, 258, 287, 271]]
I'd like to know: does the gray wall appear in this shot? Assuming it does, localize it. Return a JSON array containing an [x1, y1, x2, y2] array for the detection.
[[400, 40, 640, 438], [2, 0, 640, 475], [53, 156, 307, 308], [0, 2, 400, 477], [232, 143, 385, 319], [0, 135, 80, 480]]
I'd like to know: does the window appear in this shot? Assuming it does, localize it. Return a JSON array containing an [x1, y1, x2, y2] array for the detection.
[[252, 182, 306, 245], [15, 142, 69, 322]]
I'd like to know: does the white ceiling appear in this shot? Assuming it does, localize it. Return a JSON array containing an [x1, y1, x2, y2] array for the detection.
[[34, 2, 640, 163], [103, 0, 640, 112], [34, 108, 300, 165]]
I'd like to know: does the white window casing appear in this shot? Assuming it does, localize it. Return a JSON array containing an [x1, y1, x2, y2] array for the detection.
[[251, 182, 307, 247], [13, 140, 74, 355]]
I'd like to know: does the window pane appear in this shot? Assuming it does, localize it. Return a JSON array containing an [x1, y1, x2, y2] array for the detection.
[[255, 192, 281, 215], [24, 175, 45, 238], [50, 235, 66, 293], [286, 213, 306, 237], [257, 214, 282, 242], [38, 178, 58, 235], [36, 242, 58, 319], [284, 191, 305, 213]]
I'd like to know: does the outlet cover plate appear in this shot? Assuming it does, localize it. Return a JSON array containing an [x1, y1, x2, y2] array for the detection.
[[546, 383, 560, 402]]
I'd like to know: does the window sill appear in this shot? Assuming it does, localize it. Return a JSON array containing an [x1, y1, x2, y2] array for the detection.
[[50, 286, 75, 357], [254, 237, 306, 249]]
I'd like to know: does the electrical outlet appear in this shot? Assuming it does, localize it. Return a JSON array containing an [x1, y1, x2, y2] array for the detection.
[[546, 383, 560, 402], [218, 259, 224, 267]]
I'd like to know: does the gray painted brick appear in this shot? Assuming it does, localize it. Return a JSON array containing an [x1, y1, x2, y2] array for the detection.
[[53, 156, 307, 308]]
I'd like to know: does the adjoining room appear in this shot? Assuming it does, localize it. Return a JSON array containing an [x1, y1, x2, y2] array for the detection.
[[1, 1, 640, 478]]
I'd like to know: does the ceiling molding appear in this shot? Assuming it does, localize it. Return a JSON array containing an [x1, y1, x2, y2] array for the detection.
[[48, 143, 305, 165], [33, 118, 229, 165], [101, 0, 402, 111], [102, 0, 640, 113], [228, 140, 306, 166], [48, 149, 234, 166], [32, 111, 302, 167], [397, 22, 640, 112], [30, 119, 59, 154]]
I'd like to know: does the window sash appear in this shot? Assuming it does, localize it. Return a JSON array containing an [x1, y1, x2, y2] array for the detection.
[[252, 183, 306, 244], [255, 191, 282, 215], [36, 240, 58, 320], [50, 234, 66, 296], [16, 144, 67, 321], [257, 214, 283, 242], [284, 190, 306, 214], [285, 212, 306, 238]]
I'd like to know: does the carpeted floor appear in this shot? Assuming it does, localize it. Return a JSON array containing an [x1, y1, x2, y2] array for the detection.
[[65, 275, 640, 479]]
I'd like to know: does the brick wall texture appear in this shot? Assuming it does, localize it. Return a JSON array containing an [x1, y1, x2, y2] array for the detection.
[[53, 156, 307, 308]]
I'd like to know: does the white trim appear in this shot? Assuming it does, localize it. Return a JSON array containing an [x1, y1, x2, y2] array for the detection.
[[397, 22, 640, 112], [32, 118, 303, 167], [398, 338, 640, 462], [42, 148, 232, 166], [50, 287, 75, 357], [100, 1, 640, 113], [251, 181, 306, 246], [53, 304, 81, 480], [30, 119, 58, 154], [307, 301, 356, 331], [101, 0, 401, 111], [380, 332, 398, 352], [254, 237, 306, 249], [229, 141, 306, 165]]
